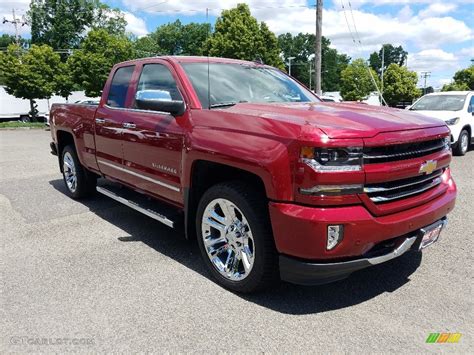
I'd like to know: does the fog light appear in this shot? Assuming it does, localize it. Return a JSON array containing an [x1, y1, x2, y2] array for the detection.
[[327, 225, 344, 250]]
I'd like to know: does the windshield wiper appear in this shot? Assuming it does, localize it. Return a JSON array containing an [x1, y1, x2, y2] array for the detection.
[[209, 100, 248, 109]]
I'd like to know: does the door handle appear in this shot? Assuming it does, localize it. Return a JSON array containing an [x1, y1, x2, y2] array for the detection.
[[122, 122, 136, 129], [95, 118, 106, 124]]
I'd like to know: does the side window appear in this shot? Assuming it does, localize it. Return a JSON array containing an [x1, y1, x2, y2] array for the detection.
[[135, 64, 182, 108], [469, 96, 474, 113], [107, 65, 135, 108]]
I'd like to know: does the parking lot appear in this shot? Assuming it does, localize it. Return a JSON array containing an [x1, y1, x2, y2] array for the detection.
[[1, 129, 472, 352]]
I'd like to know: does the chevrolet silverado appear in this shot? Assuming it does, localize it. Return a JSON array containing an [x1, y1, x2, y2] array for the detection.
[[49, 56, 457, 293]]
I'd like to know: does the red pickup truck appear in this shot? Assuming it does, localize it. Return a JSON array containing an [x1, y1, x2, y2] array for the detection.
[[50, 56, 456, 292]]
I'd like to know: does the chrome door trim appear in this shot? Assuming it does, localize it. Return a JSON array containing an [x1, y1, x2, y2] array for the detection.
[[97, 159, 180, 192]]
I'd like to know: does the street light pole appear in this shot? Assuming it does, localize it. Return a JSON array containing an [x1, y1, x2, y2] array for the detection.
[[287, 57, 296, 76]]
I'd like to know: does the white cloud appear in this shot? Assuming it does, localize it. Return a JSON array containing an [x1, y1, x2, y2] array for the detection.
[[123, 12, 148, 37], [408, 49, 459, 73], [458, 47, 474, 58], [419, 3, 457, 18]]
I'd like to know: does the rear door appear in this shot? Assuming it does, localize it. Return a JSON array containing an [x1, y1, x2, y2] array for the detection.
[[119, 62, 186, 204], [94, 65, 135, 181]]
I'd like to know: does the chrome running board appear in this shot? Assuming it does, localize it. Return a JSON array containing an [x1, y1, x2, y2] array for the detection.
[[97, 185, 175, 228]]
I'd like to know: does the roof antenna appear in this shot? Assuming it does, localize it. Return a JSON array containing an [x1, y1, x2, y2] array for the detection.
[[206, 7, 211, 110]]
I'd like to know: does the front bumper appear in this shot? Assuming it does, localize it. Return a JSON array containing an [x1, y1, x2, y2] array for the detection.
[[280, 219, 446, 285], [269, 179, 456, 260]]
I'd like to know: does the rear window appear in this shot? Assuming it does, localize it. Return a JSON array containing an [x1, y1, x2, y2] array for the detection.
[[107, 66, 135, 108]]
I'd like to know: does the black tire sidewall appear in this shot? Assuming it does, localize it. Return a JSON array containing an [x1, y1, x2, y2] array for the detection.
[[455, 130, 469, 156], [61, 145, 93, 199], [196, 183, 277, 293]]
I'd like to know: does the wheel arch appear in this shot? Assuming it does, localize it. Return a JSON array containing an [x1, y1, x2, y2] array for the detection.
[[184, 160, 268, 240], [56, 129, 76, 172]]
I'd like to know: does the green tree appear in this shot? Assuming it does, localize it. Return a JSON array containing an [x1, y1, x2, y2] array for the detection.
[[54, 62, 75, 100], [68, 29, 134, 97], [29, 0, 127, 51], [340, 59, 378, 101], [29, 0, 95, 49], [369, 44, 408, 76], [207, 4, 284, 69], [93, 3, 127, 35], [441, 81, 470, 92], [133, 36, 161, 57], [382, 63, 420, 106], [133, 20, 210, 57], [453, 65, 474, 90], [0, 44, 61, 119], [0, 34, 30, 49], [278, 33, 349, 91]]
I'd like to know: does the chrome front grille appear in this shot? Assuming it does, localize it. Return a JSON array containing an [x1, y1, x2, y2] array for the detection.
[[364, 169, 444, 203], [363, 138, 446, 164]]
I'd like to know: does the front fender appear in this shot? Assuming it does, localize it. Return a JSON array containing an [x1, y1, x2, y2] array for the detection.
[[183, 127, 296, 201]]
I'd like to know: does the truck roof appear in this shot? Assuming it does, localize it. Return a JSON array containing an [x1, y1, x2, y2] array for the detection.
[[117, 56, 268, 67]]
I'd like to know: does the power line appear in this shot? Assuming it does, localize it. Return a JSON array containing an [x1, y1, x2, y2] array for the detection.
[[420, 71, 431, 95], [341, 1, 388, 106], [2, 9, 28, 46]]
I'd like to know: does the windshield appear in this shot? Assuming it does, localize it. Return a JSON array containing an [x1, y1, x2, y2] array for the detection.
[[182, 63, 319, 108], [410, 95, 466, 111]]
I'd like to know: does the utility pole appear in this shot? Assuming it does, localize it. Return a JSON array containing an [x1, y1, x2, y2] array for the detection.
[[314, 0, 323, 95], [287, 57, 296, 76], [380, 45, 385, 105], [309, 64, 315, 91], [420, 71, 431, 95], [2, 9, 28, 46], [381, 45, 385, 93]]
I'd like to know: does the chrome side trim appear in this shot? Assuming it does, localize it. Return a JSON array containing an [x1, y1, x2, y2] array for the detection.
[[368, 236, 417, 265], [369, 177, 442, 203], [96, 186, 174, 228], [364, 170, 443, 193], [97, 159, 180, 192], [104, 104, 174, 116]]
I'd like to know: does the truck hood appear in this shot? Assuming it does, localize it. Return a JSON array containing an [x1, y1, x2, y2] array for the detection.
[[224, 102, 446, 138]]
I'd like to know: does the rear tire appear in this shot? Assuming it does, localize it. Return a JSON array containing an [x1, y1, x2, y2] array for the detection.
[[454, 129, 469, 156], [196, 182, 279, 293], [61, 145, 97, 199]]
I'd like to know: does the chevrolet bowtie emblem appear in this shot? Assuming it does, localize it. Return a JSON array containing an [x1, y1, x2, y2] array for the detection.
[[419, 160, 437, 175]]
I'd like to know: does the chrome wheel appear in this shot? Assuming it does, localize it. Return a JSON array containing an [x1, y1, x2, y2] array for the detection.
[[461, 133, 469, 154], [201, 198, 255, 281], [63, 152, 77, 193]]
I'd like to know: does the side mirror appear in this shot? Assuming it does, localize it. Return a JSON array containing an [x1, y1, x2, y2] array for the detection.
[[135, 90, 185, 116]]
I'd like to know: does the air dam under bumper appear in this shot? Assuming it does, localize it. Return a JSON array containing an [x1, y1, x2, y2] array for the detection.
[[280, 219, 447, 285]]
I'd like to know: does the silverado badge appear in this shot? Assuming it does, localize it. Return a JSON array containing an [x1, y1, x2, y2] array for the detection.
[[419, 160, 437, 175]]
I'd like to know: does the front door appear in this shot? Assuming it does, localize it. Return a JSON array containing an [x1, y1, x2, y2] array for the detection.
[[94, 65, 135, 181], [120, 62, 186, 204]]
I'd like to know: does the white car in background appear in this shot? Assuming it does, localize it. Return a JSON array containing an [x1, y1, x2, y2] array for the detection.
[[409, 91, 473, 156]]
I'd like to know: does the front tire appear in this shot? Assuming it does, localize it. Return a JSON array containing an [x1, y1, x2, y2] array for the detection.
[[196, 182, 279, 293], [454, 129, 469, 156], [61, 145, 97, 199]]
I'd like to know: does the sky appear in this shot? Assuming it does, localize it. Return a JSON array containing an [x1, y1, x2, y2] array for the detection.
[[1, 0, 473, 89]]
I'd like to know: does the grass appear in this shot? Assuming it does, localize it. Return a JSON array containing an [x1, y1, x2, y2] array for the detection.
[[0, 121, 46, 129]]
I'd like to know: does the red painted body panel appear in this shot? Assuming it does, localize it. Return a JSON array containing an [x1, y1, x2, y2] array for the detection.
[[50, 56, 457, 262]]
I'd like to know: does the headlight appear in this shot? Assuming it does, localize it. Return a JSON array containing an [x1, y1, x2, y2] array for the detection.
[[445, 117, 460, 126], [443, 136, 451, 150], [300, 146, 363, 172]]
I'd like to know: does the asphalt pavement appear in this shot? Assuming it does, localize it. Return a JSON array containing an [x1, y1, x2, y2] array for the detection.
[[1, 129, 472, 353]]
